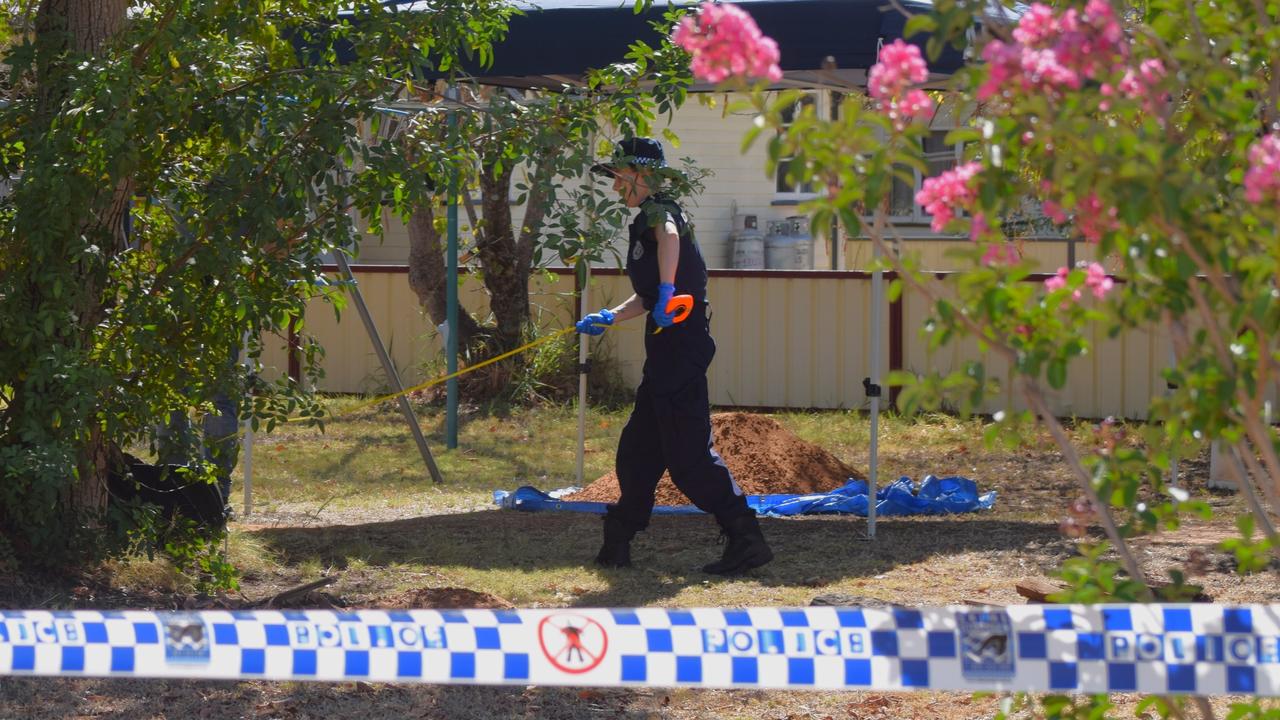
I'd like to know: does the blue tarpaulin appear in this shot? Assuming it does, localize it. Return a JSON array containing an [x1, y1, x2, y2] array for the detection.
[[493, 475, 996, 517]]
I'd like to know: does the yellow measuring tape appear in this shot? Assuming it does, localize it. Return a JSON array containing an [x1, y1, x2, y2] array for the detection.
[[296, 325, 581, 422]]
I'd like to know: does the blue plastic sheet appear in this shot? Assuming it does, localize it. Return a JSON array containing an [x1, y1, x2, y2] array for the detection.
[[493, 476, 996, 517]]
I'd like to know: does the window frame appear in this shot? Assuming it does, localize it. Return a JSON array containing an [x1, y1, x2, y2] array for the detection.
[[885, 127, 966, 226], [773, 91, 840, 201]]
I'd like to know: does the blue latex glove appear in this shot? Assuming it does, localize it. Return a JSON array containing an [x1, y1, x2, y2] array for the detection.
[[575, 308, 615, 336], [652, 283, 677, 328]]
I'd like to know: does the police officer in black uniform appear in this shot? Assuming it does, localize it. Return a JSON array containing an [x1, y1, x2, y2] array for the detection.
[[576, 138, 773, 575]]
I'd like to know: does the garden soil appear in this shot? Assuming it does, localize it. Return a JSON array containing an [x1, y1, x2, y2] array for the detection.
[[564, 412, 864, 506]]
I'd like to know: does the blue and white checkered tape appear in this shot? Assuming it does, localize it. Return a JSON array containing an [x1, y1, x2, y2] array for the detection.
[[1, 605, 1277, 695]]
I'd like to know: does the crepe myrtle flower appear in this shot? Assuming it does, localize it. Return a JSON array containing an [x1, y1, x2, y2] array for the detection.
[[672, 2, 783, 83]]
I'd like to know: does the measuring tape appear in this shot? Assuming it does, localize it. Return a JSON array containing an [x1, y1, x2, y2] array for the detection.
[[311, 325, 579, 422], [316, 296, 696, 422]]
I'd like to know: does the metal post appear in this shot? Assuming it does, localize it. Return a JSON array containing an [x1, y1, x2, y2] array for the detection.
[[576, 261, 590, 486], [446, 99, 460, 450], [241, 331, 254, 516], [865, 237, 883, 540], [1166, 343, 1179, 488], [333, 250, 444, 483]]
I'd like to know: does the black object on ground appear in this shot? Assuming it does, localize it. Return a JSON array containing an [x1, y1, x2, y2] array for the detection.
[[107, 454, 228, 529]]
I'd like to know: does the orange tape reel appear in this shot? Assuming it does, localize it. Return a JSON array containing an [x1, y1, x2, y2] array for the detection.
[[666, 294, 694, 325]]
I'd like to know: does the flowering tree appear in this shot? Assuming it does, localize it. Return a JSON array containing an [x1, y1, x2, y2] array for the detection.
[[678, 0, 1278, 714]]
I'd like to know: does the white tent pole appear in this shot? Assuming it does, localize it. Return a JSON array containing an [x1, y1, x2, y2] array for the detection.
[[1166, 343, 1179, 488], [240, 330, 253, 517], [576, 263, 590, 486], [865, 234, 882, 540]]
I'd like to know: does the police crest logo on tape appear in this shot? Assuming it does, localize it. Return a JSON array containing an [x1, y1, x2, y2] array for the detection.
[[958, 610, 1015, 680], [164, 614, 210, 664]]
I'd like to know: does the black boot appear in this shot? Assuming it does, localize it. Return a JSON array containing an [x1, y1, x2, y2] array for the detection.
[[594, 507, 635, 568], [703, 513, 773, 575]]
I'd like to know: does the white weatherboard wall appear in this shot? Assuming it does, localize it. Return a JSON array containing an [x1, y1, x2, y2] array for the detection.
[[345, 96, 815, 270]]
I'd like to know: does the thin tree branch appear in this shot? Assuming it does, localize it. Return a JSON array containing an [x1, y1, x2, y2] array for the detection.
[[1226, 444, 1280, 565], [130, 2, 178, 70], [866, 217, 1153, 596], [1234, 440, 1280, 522], [1020, 376, 1153, 594], [1192, 696, 1216, 720]]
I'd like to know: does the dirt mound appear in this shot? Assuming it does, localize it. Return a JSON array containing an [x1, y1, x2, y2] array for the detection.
[[565, 412, 863, 506], [376, 587, 515, 610]]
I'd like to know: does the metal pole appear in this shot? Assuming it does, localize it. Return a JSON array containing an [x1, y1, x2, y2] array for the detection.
[[576, 260, 590, 486], [866, 236, 883, 540], [446, 97, 460, 450], [333, 250, 444, 483], [241, 331, 253, 516], [1166, 343, 1179, 488]]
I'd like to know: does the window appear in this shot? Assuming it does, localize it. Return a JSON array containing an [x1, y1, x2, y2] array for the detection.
[[774, 92, 843, 199], [887, 129, 964, 225]]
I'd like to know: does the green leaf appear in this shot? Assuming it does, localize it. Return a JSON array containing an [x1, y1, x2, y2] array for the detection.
[[904, 14, 937, 37]]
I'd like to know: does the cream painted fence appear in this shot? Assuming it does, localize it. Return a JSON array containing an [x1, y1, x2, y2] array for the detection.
[[260, 266, 1200, 420]]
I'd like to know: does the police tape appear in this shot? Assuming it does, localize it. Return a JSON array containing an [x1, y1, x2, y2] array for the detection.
[[2, 605, 1278, 695]]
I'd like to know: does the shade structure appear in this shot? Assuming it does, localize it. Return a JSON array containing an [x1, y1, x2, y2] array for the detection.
[[367, 0, 965, 89]]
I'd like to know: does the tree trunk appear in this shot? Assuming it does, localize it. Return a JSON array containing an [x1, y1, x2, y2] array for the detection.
[[405, 149, 552, 373], [35, 0, 130, 518], [406, 201, 484, 346], [475, 158, 529, 354]]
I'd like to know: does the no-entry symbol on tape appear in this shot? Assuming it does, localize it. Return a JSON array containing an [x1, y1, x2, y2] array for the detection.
[[538, 613, 608, 674]]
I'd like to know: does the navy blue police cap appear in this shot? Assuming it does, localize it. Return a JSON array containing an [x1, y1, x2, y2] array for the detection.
[[591, 137, 667, 176]]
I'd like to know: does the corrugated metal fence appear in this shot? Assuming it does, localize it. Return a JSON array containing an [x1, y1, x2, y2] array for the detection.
[[259, 265, 1199, 420]]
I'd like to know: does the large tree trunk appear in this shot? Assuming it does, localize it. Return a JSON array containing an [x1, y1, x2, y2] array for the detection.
[[475, 158, 529, 353], [404, 148, 552, 379], [35, 0, 131, 517], [406, 201, 484, 346]]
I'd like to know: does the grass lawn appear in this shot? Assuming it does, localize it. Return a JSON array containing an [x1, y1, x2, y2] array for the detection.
[[2, 400, 1276, 719]]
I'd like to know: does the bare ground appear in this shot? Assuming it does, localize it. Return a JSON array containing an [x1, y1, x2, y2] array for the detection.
[[0, 438, 1276, 718]]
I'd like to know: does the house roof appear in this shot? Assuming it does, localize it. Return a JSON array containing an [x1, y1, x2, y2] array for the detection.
[[366, 0, 966, 90]]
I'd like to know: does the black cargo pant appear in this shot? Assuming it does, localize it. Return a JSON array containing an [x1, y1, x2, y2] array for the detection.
[[612, 308, 750, 530]]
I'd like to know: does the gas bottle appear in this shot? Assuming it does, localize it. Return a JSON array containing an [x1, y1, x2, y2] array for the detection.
[[731, 214, 765, 269]]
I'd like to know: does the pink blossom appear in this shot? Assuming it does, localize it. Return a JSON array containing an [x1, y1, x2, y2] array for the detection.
[[981, 242, 1020, 266], [1084, 262, 1115, 299], [672, 3, 783, 83], [978, 0, 1128, 102], [868, 40, 935, 130], [1116, 58, 1168, 113], [869, 39, 930, 99], [1244, 133, 1280, 204], [1075, 193, 1119, 242], [1044, 266, 1082, 302], [885, 88, 935, 131], [1038, 181, 1069, 224], [1042, 198, 1068, 224], [1118, 58, 1166, 96], [1012, 4, 1059, 47], [915, 161, 982, 232], [977, 41, 1023, 100], [970, 212, 990, 241]]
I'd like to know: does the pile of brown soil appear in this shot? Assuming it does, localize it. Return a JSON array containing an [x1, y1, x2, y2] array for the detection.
[[564, 412, 864, 506], [376, 587, 515, 610]]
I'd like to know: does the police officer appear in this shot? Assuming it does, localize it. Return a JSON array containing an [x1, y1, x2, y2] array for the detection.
[[576, 138, 773, 575]]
